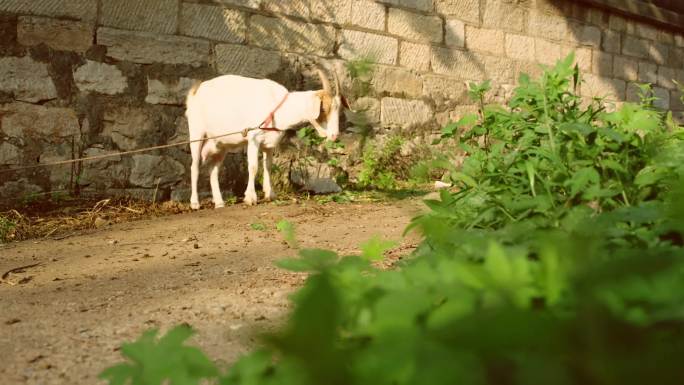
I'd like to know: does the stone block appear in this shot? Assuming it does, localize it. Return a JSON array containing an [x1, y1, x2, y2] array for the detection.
[[657, 67, 682, 90], [567, 22, 601, 48], [423, 75, 468, 109], [608, 14, 627, 32], [17, 16, 93, 53], [649, 42, 669, 66], [671, 89, 684, 111], [445, 19, 465, 48], [466, 27, 504, 56], [652, 86, 670, 110], [400, 42, 431, 71], [676, 34, 684, 48], [351, 0, 385, 30], [612, 55, 638, 81], [667, 47, 684, 69], [561, 46, 591, 72], [350, 97, 381, 125], [103, 107, 155, 150], [602, 30, 620, 54], [100, 0, 178, 34], [592, 51, 612, 76], [387, 8, 442, 43], [97, 27, 211, 67], [311, 0, 353, 24], [528, 11, 567, 41], [74, 61, 128, 95], [215, 44, 281, 78], [380, 97, 433, 128], [0, 103, 79, 141], [534, 38, 561, 66], [435, 0, 480, 24], [130, 155, 185, 188], [180, 3, 246, 43], [581, 74, 625, 100], [249, 15, 335, 56], [505, 33, 535, 61], [432, 47, 484, 80], [0, 56, 57, 103], [0, 0, 97, 22], [146, 77, 197, 105], [377, 0, 433, 12], [339, 29, 398, 65], [0, 142, 21, 165], [634, 23, 658, 41], [638, 62, 658, 84], [261, 0, 310, 18], [372, 66, 423, 98], [622, 35, 649, 59], [482, 0, 525, 33], [216, 0, 260, 8]]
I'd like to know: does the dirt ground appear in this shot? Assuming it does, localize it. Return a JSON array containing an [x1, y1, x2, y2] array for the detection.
[[0, 199, 424, 385]]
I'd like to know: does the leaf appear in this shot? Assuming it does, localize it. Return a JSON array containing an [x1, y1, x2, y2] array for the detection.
[[250, 222, 267, 231], [276, 220, 298, 248], [525, 161, 536, 197], [360, 235, 397, 261], [566, 167, 600, 198], [276, 249, 338, 272]]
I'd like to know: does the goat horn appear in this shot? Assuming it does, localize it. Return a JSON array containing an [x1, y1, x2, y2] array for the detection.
[[316, 68, 332, 94], [332, 68, 341, 96]]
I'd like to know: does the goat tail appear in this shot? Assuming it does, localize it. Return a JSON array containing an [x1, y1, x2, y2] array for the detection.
[[186, 81, 206, 165], [185, 81, 202, 108]]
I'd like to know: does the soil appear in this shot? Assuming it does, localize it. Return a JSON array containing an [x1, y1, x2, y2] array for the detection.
[[0, 199, 424, 385]]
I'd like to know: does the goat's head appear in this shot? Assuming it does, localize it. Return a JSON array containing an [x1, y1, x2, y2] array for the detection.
[[315, 68, 350, 142]]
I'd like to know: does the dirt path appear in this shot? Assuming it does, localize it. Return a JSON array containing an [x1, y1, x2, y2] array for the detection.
[[0, 200, 424, 385]]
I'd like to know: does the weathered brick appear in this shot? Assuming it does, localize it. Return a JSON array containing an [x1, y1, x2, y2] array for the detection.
[[351, 0, 385, 30], [249, 15, 335, 56], [612, 55, 638, 81], [657, 30, 674, 45], [311, 0, 353, 24], [671, 89, 684, 111], [74, 61, 128, 95], [97, 27, 211, 66], [505, 33, 535, 61], [388, 8, 442, 43], [652, 86, 670, 110], [592, 51, 612, 76], [377, 0, 433, 12], [482, 0, 525, 33], [130, 155, 185, 188], [400, 42, 431, 71], [535, 38, 561, 66], [638, 61, 658, 84], [676, 34, 684, 47], [372, 66, 423, 97], [0, 0, 97, 22], [657, 66, 682, 90], [423, 75, 469, 108], [622, 35, 649, 59], [432, 48, 514, 83], [380, 97, 433, 128], [528, 11, 567, 41], [466, 27, 504, 56], [215, 44, 281, 78], [103, 107, 155, 151], [602, 30, 620, 54], [0, 102, 79, 140], [0, 56, 57, 103], [561, 46, 591, 71], [100, 0, 178, 34], [215, 0, 260, 9], [339, 29, 398, 65], [180, 4, 246, 43], [261, 0, 310, 18], [445, 19, 465, 48], [634, 22, 658, 41], [608, 14, 626, 32], [581, 74, 625, 100], [17, 16, 93, 52], [146, 77, 197, 105], [667, 47, 684, 69], [567, 22, 601, 48], [649, 42, 669, 66], [0, 142, 21, 166], [435, 0, 480, 24]]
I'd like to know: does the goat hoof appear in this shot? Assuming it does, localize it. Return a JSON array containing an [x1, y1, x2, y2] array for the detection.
[[264, 193, 276, 202], [243, 197, 257, 206], [190, 202, 200, 210], [214, 202, 225, 209]]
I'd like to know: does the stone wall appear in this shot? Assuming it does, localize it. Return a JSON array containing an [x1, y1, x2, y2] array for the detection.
[[1, 0, 683, 204]]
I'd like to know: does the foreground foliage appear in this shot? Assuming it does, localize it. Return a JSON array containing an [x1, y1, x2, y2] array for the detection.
[[102, 55, 684, 385]]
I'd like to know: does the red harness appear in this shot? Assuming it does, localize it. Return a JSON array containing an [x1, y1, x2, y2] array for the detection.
[[257, 92, 289, 132]]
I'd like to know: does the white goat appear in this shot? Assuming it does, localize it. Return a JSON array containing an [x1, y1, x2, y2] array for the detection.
[[185, 68, 346, 209]]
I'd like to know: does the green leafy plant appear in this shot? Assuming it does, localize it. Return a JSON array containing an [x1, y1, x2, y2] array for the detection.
[[357, 135, 405, 190], [0, 215, 17, 243], [103, 54, 684, 385], [250, 222, 267, 231], [277, 219, 298, 248]]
